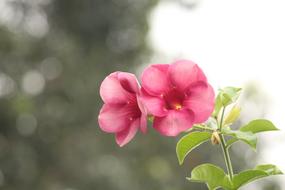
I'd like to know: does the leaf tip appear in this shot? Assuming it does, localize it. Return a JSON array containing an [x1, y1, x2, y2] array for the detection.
[[176, 146, 183, 165]]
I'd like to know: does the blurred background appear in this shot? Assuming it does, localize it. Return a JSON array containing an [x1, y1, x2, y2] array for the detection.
[[0, 0, 284, 190]]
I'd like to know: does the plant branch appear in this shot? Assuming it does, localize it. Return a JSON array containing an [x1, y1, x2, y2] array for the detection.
[[220, 134, 234, 180], [219, 107, 226, 130], [219, 106, 234, 180]]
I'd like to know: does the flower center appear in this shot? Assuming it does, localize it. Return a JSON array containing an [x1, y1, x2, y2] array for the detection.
[[174, 104, 182, 110], [163, 88, 185, 110]]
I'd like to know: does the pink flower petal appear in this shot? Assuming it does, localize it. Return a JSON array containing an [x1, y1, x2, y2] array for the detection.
[[153, 109, 194, 136], [140, 88, 168, 117], [141, 64, 170, 96], [184, 82, 215, 123], [98, 104, 132, 133], [169, 60, 207, 91], [136, 94, 148, 133], [116, 119, 140, 147], [118, 72, 139, 94], [100, 72, 131, 104], [140, 115, 147, 134], [136, 94, 148, 116]]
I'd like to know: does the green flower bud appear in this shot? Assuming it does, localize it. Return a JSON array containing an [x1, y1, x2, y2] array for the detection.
[[224, 106, 241, 126]]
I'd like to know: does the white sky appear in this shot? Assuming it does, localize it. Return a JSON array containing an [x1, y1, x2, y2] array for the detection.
[[148, 0, 285, 188]]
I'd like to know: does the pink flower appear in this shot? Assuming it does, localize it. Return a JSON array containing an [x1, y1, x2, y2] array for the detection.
[[140, 60, 215, 136], [98, 72, 147, 147]]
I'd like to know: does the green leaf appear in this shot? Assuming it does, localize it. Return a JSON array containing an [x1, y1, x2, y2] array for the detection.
[[187, 163, 232, 190], [189, 164, 282, 190], [213, 97, 223, 117], [213, 87, 242, 117], [220, 87, 242, 106], [232, 164, 283, 189], [240, 119, 279, 133], [222, 128, 257, 150], [255, 164, 283, 175], [176, 132, 211, 165], [227, 119, 278, 148], [226, 138, 239, 148], [232, 170, 267, 188]]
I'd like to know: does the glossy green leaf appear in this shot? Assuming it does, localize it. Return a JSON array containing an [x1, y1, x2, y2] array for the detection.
[[232, 164, 283, 189], [176, 131, 211, 165], [187, 163, 232, 190], [240, 119, 279, 133], [222, 128, 257, 150], [213, 87, 242, 117]]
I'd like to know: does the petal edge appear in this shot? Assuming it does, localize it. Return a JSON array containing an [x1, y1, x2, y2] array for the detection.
[[153, 109, 194, 136]]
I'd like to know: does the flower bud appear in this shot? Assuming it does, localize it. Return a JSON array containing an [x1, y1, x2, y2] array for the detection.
[[224, 106, 241, 126], [211, 131, 221, 145]]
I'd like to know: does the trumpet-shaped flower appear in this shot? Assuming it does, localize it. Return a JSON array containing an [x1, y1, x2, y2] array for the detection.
[[98, 72, 146, 146], [141, 60, 215, 136]]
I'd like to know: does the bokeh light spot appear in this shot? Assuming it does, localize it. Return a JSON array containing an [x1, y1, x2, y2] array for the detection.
[[22, 70, 45, 96]]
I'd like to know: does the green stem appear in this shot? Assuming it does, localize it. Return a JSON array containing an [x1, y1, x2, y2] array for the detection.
[[220, 134, 234, 180], [219, 107, 234, 180], [219, 107, 226, 130]]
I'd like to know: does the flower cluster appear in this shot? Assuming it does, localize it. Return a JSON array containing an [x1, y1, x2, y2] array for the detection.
[[98, 60, 282, 190], [98, 60, 215, 146]]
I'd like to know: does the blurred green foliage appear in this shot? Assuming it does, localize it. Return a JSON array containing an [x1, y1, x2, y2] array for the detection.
[[0, 0, 281, 190]]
